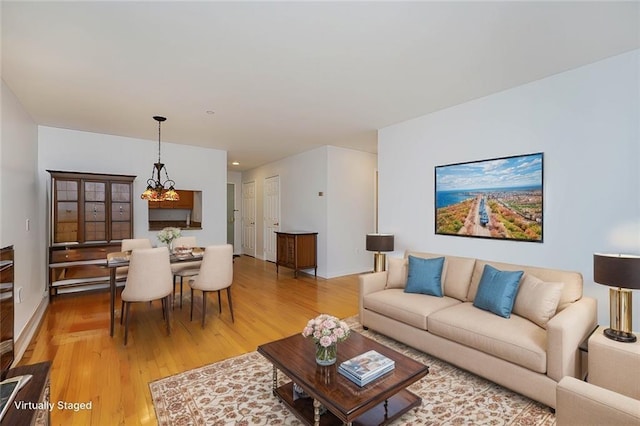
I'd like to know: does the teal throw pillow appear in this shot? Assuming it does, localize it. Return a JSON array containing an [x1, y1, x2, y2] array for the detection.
[[473, 265, 524, 318], [404, 256, 445, 297]]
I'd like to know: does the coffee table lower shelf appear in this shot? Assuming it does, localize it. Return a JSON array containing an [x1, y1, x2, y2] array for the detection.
[[274, 382, 422, 426]]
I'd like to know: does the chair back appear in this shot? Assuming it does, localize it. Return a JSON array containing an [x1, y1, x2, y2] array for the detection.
[[191, 245, 233, 292], [122, 247, 173, 302], [174, 236, 197, 248], [121, 238, 152, 252]]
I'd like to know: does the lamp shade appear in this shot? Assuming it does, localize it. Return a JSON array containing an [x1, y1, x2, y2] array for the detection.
[[593, 253, 640, 290], [366, 234, 394, 252]]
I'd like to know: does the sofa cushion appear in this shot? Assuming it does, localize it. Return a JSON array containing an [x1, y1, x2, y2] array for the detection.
[[442, 255, 476, 301], [407, 251, 476, 301], [405, 256, 445, 297], [513, 274, 564, 328], [363, 289, 460, 330], [473, 265, 523, 318], [468, 259, 583, 312], [428, 302, 547, 373], [386, 257, 408, 289]]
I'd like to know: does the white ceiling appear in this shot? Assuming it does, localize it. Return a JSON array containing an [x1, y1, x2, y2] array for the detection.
[[2, 1, 639, 171]]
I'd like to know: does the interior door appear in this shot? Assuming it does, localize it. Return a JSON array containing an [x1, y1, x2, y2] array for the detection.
[[263, 175, 280, 262], [242, 181, 256, 257], [227, 183, 235, 249]]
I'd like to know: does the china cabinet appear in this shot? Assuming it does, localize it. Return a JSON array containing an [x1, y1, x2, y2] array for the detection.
[[47, 171, 135, 298]]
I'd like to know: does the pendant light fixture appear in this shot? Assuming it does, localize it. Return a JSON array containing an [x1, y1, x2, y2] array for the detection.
[[140, 116, 180, 202]]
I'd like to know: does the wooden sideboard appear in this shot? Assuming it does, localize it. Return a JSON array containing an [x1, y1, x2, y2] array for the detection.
[[0, 246, 14, 379], [275, 231, 317, 278]]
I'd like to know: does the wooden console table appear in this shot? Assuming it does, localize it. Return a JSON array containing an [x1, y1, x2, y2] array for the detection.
[[3, 361, 51, 425], [275, 231, 317, 278]]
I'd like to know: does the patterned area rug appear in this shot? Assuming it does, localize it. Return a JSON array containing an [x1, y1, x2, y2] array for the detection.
[[149, 318, 556, 425]]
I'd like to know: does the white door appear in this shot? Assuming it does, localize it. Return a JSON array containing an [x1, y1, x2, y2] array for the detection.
[[242, 181, 256, 257], [263, 175, 280, 262]]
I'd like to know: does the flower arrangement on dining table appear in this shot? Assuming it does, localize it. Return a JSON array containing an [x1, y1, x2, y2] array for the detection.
[[157, 227, 181, 251], [302, 314, 351, 365]]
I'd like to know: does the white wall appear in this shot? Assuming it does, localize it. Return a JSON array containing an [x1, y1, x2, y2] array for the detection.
[[327, 146, 377, 277], [378, 50, 640, 330], [1, 80, 48, 355], [242, 145, 376, 278], [38, 127, 228, 247], [242, 146, 328, 273]]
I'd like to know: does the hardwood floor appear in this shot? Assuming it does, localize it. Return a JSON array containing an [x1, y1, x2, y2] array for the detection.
[[19, 255, 361, 425]]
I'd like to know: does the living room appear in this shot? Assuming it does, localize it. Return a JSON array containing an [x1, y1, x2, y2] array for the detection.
[[2, 1, 639, 424]]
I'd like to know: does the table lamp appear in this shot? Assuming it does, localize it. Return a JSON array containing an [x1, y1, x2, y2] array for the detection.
[[593, 253, 640, 343], [366, 234, 394, 272]]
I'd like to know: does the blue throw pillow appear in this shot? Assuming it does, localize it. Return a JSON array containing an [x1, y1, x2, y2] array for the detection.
[[473, 265, 524, 318], [404, 256, 445, 297]]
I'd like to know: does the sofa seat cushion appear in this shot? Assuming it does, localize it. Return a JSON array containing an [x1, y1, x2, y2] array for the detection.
[[428, 302, 547, 373], [363, 289, 461, 330]]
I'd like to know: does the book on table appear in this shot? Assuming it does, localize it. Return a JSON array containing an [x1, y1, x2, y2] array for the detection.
[[338, 350, 395, 386]]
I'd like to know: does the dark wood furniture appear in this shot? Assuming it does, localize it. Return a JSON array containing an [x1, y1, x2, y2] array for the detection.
[[47, 171, 135, 298], [257, 332, 429, 426], [3, 361, 51, 426], [275, 231, 317, 278], [0, 246, 14, 380]]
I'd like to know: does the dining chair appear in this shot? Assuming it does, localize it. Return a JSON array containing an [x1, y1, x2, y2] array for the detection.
[[121, 238, 152, 252], [116, 239, 152, 287], [189, 244, 234, 328], [106, 251, 129, 285], [120, 247, 173, 345], [171, 236, 201, 309]]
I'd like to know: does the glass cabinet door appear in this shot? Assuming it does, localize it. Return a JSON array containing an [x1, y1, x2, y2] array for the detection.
[[111, 182, 132, 240], [54, 179, 79, 243], [84, 181, 106, 241], [50, 171, 135, 244]]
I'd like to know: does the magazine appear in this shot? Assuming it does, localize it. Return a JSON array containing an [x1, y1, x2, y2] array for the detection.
[[338, 363, 394, 386], [339, 350, 394, 383]]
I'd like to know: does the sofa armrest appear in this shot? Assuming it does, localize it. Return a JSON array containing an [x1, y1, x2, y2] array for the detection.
[[546, 297, 597, 382], [358, 271, 388, 322], [556, 376, 640, 425]]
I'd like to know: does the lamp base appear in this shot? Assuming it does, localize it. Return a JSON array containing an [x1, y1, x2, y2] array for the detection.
[[373, 252, 386, 273], [606, 287, 635, 343], [603, 328, 637, 343]]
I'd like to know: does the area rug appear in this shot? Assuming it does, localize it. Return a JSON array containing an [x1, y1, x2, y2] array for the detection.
[[149, 318, 556, 425]]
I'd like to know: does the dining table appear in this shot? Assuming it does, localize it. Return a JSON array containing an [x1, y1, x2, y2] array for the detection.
[[104, 248, 204, 337]]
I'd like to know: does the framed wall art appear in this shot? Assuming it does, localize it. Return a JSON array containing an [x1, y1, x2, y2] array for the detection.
[[435, 152, 543, 242]]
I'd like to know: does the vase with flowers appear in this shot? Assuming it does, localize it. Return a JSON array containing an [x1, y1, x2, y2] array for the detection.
[[302, 314, 350, 366], [157, 227, 181, 252]]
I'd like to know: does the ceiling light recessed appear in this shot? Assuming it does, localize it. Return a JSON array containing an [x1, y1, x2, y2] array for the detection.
[[231, 161, 240, 166]]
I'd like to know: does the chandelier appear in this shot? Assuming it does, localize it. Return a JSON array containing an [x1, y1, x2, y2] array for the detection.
[[140, 116, 180, 202]]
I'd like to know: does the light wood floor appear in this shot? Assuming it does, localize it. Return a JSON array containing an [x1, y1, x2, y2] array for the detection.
[[19, 255, 360, 425]]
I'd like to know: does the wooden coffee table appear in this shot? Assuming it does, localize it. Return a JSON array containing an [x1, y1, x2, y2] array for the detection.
[[257, 331, 429, 425]]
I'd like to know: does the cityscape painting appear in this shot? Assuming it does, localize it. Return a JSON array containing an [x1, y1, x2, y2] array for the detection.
[[435, 152, 543, 242]]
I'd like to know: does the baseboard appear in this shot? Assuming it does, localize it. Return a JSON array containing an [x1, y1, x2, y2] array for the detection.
[[12, 294, 49, 366]]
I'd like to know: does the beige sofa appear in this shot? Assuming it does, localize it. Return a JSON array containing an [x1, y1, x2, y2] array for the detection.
[[359, 251, 597, 409], [556, 377, 640, 425], [556, 326, 640, 425]]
